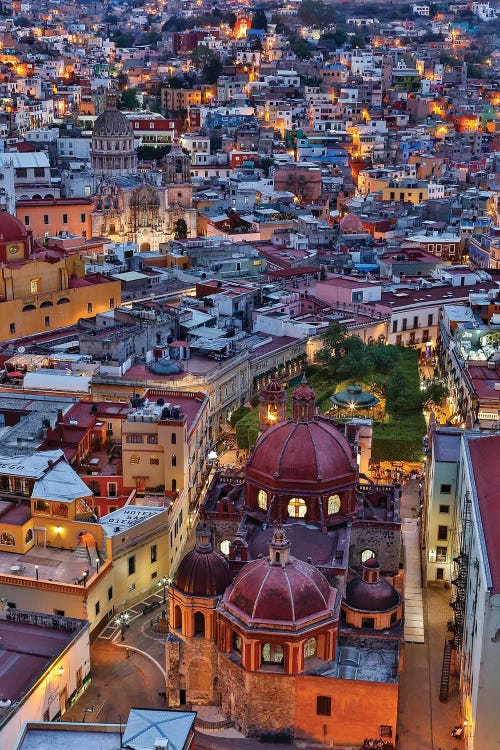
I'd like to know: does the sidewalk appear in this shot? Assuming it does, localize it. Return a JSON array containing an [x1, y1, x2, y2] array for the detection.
[[398, 480, 461, 750]]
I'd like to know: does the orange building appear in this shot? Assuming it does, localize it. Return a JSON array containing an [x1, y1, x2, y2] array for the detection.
[[0, 212, 120, 340], [16, 198, 93, 244]]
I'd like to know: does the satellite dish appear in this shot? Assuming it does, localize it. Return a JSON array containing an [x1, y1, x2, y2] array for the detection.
[[17, 347, 26, 354]]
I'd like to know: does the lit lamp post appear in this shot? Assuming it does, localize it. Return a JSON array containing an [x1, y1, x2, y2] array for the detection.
[[115, 612, 130, 641], [349, 401, 356, 418], [158, 576, 171, 604]]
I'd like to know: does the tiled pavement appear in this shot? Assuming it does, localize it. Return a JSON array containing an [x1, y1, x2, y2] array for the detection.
[[403, 518, 425, 644]]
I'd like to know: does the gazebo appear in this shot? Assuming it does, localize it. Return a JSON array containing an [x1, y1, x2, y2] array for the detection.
[[330, 384, 379, 415]]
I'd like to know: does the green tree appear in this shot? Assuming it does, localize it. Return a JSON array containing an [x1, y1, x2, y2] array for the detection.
[[318, 322, 350, 361], [290, 37, 313, 59], [297, 0, 336, 28], [174, 218, 188, 239], [252, 8, 268, 31], [202, 56, 223, 85], [260, 157, 274, 177], [120, 87, 140, 110]]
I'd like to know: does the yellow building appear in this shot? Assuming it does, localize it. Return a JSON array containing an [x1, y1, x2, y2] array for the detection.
[[0, 212, 120, 340]]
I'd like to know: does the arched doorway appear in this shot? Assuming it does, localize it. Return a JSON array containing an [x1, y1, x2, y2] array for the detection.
[[194, 611, 205, 637]]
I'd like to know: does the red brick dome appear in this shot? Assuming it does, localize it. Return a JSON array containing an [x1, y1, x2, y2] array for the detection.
[[246, 417, 356, 491], [339, 212, 364, 234], [0, 212, 28, 242], [223, 529, 336, 625], [174, 525, 233, 597], [345, 558, 401, 613]]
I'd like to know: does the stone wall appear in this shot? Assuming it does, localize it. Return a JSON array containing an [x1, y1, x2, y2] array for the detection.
[[211, 518, 242, 554], [165, 636, 181, 706], [350, 523, 402, 573], [218, 653, 295, 737], [166, 633, 218, 705]]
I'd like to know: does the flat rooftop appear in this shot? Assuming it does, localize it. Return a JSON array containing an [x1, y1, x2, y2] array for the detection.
[[0, 543, 100, 586], [17, 726, 121, 750], [100, 506, 167, 537], [0, 612, 87, 718]]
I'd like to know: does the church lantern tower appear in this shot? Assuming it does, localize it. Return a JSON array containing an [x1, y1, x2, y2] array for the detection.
[[258, 374, 287, 431], [161, 140, 192, 208]]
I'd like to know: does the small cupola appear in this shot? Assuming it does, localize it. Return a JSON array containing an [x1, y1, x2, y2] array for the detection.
[[292, 374, 316, 422], [269, 527, 291, 568], [362, 556, 381, 584]]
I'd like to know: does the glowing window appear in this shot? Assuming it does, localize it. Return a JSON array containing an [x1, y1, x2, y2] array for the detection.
[[327, 494, 341, 515], [220, 539, 230, 555], [304, 637, 317, 659], [30, 278, 39, 294], [257, 489, 267, 510], [262, 643, 284, 664], [288, 497, 306, 518], [361, 549, 376, 563]]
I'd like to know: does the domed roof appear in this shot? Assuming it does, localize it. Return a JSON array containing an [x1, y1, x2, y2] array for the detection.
[[0, 212, 28, 242], [330, 384, 379, 410], [246, 417, 356, 489], [130, 183, 160, 207], [174, 525, 232, 597], [93, 106, 133, 138], [345, 558, 401, 613], [223, 529, 336, 625], [339, 212, 364, 234], [260, 373, 285, 396]]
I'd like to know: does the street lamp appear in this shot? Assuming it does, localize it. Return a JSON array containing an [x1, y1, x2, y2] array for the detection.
[[115, 612, 130, 640], [158, 576, 171, 604]]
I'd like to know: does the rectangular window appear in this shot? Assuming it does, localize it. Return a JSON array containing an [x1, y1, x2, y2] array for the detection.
[[428, 313, 433, 326], [54, 609, 65, 616], [130, 455, 140, 464], [392, 320, 398, 333], [362, 616, 375, 628], [172, 454, 177, 467], [87, 302, 93, 314], [439, 504, 450, 513], [128, 555, 136, 575], [316, 696, 332, 716], [9, 323, 15, 334], [31, 279, 39, 294], [151, 571, 157, 579], [126, 434, 143, 443], [436, 567, 444, 580], [413, 315, 418, 329], [62, 213, 68, 224], [109, 298, 115, 309], [438, 525, 448, 541], [44, 315, 50, 327], [147, 435, 158, 444], [436, 546, 447, 562], [43, 214, 49, 225], [81, 213, 86, 223], [108, 586, 113, 601], [150, 456, 159, 465], [171, 433, 177, 444], [440, 484, 451, 494], [16, 167, 27, 178], [107, 482, 118, 498], [95, 600, 100, 616], [151, 544, 157, 563], [402, 319, 407, 331], [34, 167, 45, 178], [24, 215, 29, 226]]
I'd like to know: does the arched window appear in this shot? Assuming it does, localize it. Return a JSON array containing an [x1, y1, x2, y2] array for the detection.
[[304, 637, 317, 659], [22, 304, 36, 312], [172, 478, 177, 492], [327, 494, 341, 515], [361, 549, 377, 563], [261, 643, 284, 665], [194, 611, 205, 637], [288, 497, 306, 518], [40, 300, 53, 308], [174, 604, 182, 630], [257, 489, 267, 510], [0, 531, 15, 546], [171, 433, 177, 445], [57, 298, 70, 305], [232, 632, 242, 653], [220, 539, 230, 556], [25, 528, 33, 544]]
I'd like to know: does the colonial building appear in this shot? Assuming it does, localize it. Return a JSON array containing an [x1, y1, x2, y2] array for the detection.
[[166, 378, 404, 747]]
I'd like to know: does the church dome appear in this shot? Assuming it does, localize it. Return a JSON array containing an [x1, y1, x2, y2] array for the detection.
[[93, 107, 133, 138], [246, 418, 356, 490], [339, 212, 364, 234], [174, 525, 233, 597], [0, 212, 28, 242], [345, 558, 401, 613], [223, 529, 336, 625]]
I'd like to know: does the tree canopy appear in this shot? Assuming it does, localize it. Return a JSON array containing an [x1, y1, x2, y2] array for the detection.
[[297, 0, 336, 28]]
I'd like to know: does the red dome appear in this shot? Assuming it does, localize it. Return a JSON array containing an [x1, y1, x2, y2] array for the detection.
[[174, 526, 232, 597], [246, 417, 356, 492], [339, 212, 364, 234], [0, 212, 28, 242], [223, 533, 336, 625]]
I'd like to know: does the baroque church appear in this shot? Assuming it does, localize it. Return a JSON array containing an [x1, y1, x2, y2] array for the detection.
[[89, 95, 196, 250], [165, 377, 404, 747]]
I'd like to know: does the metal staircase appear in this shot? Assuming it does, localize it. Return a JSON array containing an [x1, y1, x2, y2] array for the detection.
[[439, 639, 453, 701]]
